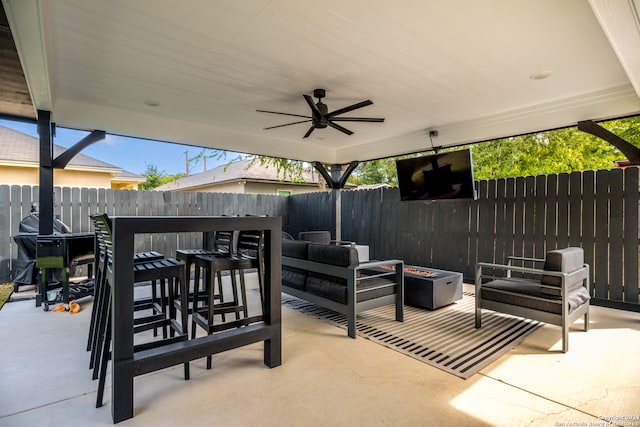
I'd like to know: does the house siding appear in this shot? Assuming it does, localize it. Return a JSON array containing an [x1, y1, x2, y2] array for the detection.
[[0, 165, 115, 188]]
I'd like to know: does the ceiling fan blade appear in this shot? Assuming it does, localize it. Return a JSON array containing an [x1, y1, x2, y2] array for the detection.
[[264, 119, 311, 130], [330, 117, 385, 122], [303, 125, 315, 138], [327, 100, 373, 118], [257, 109, 311, 119], [327, 121, 353, 136], [303, 95, 322, 117]]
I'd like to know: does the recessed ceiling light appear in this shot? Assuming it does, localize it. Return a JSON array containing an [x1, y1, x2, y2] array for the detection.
[[143, 100, 160, 107], [529, 71, 552, 80]]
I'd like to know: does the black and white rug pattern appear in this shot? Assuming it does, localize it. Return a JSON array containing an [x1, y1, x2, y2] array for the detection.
[[282, 292, 541, 379]]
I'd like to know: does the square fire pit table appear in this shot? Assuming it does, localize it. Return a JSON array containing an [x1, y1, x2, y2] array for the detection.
[[403, 266, 463, 310]]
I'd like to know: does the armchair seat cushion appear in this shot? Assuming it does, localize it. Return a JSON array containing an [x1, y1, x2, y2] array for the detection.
[[481, 279, 590, 314]]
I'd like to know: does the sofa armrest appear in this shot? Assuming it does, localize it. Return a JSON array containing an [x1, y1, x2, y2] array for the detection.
[[330, 240, 356, 246], [354, 259, 403, 283]]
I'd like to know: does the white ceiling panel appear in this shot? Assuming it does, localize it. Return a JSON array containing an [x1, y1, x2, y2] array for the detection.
[[3, 0, 640, 163]]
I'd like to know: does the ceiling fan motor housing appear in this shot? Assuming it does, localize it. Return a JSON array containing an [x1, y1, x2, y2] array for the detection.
[[313, 88, 326, 99], [314, 101, 329, 128]]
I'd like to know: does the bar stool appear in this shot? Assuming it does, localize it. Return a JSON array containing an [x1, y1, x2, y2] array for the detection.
[[191, 229, 264, 369], [86, 247, 163, 354], [87, 217, 166, 367], [89, 214, 190, 408], [175, 230, 235, 316]]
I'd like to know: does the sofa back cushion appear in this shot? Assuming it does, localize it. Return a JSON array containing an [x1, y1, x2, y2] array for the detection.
[[305, 243, 360, 304], [282, 240, 309, 290], [307, 243, 359, 267], [298, 230, 332, 244], [541, 247, 585, 296], [283, 240, 309, 260]]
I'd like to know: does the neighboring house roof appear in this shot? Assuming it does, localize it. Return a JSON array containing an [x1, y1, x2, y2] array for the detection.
[[112, 169, 146, 183], [0, 125, 143, 180], [156, 158, 325, 191], [351, 183, 392, 191]]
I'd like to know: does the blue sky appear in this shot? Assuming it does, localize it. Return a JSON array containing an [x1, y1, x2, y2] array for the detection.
[[0, 119, 237, 176]]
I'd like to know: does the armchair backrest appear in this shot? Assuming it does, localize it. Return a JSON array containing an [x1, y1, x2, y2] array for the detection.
[[541, 247, 585, 296]]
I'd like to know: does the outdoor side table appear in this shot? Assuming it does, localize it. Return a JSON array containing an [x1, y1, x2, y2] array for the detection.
[[403, 266, 463, 310]]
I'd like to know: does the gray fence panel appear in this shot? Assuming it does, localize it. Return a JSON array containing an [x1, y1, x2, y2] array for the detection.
[[523, 176, 536, 260], [477, 180, 493, 264], [468, 184, 479, 277], [534, 175, 546, 260], [494, 178, 507, 266], [545, 174, 558, 252], [623, 167, 639, 303], [568, 172, 582, 249], [0, 186, 11, 282], [595, 170, 610, 299], [556, 173, 570, 250], [513, 177, 525, 260], [609, 169, 624, 301], [582, 171, 596, 288]]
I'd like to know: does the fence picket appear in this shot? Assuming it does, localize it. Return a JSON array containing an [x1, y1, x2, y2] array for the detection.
[[623, 168, 639, 303], [609, 169, 624, 301], [595, 170, 610, 299]]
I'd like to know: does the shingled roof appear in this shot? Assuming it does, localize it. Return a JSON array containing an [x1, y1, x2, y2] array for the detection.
[[0, 125, 142, 179], [156, 158, 324, 191]]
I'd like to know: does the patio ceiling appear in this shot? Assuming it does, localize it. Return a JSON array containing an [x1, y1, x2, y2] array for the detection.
[[1, 0, 640, 164]]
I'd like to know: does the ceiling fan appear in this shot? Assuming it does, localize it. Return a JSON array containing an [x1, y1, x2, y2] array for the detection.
[[257, 88, 385, 138]]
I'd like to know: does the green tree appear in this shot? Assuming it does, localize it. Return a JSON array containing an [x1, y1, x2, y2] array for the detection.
[[349, 115, 640, 185], [471, 117, 638, 180], [190, 148, 313, 183], [139, 164, 185, 190]]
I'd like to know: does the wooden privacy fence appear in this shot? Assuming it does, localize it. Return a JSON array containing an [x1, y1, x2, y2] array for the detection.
[[3, 167, 639, 309], [288, 168, 640, 310], [0, 185, 287, 282]]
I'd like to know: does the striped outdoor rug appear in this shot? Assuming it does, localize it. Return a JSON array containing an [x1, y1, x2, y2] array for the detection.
[[282, 292, 542, 379]]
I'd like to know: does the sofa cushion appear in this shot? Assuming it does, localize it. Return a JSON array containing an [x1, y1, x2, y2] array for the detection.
[[283, 269, 307, 290], [307, 243, 359, 267], [306, 273, 397, 304], [282, 240, 309, 259], [282, 240, 309, 290], [298, 231, 331, 244], [541, 247, 585, 296], [304, 243, 359, 303]]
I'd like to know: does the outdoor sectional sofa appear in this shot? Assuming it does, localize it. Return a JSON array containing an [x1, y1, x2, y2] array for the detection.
[[281, 239, 404, 338]]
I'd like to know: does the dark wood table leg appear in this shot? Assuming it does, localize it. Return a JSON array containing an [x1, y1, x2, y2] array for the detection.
[[112, 224, 135, 423]]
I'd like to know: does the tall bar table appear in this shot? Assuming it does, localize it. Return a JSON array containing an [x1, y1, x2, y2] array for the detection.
[[110, 216, 282, 423]]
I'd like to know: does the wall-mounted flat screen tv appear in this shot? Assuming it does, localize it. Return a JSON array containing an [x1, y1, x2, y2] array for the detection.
[[396, 149, 477, 201]]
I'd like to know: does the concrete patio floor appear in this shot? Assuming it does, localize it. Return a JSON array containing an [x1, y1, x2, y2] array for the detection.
[[0, 278, 639, 427]]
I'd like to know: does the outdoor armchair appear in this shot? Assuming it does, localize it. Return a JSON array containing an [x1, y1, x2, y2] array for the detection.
[[475, 247, 590, 353]]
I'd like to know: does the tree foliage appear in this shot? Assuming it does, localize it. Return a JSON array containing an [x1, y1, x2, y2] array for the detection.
[[349, 116, 640, 185], [139, 164, 185, 190], [189, 148, 310, 183]]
